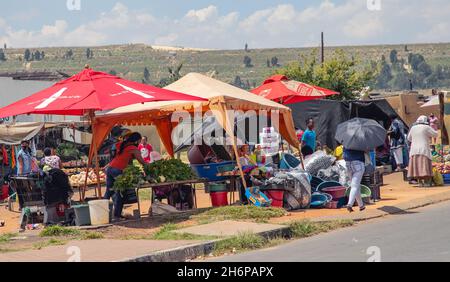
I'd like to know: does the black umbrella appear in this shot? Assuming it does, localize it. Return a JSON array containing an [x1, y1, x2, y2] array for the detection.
[[335, 118, 387, 151]]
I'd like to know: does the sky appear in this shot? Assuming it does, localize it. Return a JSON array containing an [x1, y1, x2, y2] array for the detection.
[[0, 0, 449, 49]]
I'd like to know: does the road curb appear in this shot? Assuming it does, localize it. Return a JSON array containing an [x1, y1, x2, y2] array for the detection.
[[119, 188, 450, 262], [311, 188, 450, 223], [118, 226, 291, 262]]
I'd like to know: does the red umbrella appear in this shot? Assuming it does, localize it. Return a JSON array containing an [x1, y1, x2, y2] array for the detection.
[[251, 75, 339, 104], [0, 68, 206, 118]]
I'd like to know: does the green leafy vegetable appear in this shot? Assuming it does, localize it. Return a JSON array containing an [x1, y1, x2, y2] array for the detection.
[[112, 165, 144, 193], [144, 159, 196, 183]]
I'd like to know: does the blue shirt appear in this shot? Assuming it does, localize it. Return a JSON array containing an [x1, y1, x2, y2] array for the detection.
[[17, 149, 32, 175], [301, 129, 316, 151], [343, 149, 365, 162]]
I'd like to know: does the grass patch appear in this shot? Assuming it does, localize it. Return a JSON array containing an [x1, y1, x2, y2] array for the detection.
[[193, 206, 286, 224], [213, 232, 267, 255], [149, 223, 217, 241], [80, 232, 104, 240], [0, 247, 23, 253], [0, 233, 17, 243], [39, 226, 81, 237], [33, 238, 66, 250], [289, 220, 354, 238]]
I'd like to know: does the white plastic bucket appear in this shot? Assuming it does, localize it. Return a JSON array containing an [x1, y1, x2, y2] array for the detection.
[[88, 200, 110, 225]]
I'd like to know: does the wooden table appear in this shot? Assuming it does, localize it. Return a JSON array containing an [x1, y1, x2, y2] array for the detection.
[[215, 171, 260, 204], [135, 178, 210, 217]]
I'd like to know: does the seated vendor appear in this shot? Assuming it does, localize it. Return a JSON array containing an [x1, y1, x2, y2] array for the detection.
[[238, 144, 252, 166], [41, 147, 62, 170]]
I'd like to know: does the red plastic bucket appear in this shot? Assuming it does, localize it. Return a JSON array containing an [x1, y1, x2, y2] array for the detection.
[[0, 184, 9, 200], [210, 191, 228, 207], [265, 190, 284, 208]]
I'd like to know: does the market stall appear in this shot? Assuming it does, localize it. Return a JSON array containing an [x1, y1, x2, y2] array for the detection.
[[90, 73, 301, 209], [0, 68, 206, 200]]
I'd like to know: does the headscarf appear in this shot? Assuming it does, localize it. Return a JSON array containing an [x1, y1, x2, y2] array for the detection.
[[416, 115, 429, 125]]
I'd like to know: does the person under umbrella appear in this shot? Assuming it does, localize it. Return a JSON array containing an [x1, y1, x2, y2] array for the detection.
[[335, 118, 387, 212], [407, 116, 438, 187], [105, 132, 147, 221]]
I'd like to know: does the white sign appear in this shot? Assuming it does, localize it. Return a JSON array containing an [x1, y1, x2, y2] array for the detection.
[[66, 0, 81, 11], [367, 0, 382, 11]]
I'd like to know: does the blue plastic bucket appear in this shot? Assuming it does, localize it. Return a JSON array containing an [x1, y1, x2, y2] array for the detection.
[[280, 154, 301, 170]]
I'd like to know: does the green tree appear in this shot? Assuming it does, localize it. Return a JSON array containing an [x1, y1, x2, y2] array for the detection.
[[0, 49, 6, 61], [233, 75, 243, 88], [143, 67, 151, 83], [409, 53, 425, 70], [243, 56, 253, 68], [24, 49, 31, 61], [392, 70, 411, 90], [64, 49, 73, 59], [375, 61, 393, 89], [389, 49, 398, 64], [109, 69, 117, 76], [266, 59, 271, 68], [158, 63, 183, 87], [277, 50, 375, 100], [33, 50, 42, 61], [271, 56, 280, 67], [86, 48, 91, 59]]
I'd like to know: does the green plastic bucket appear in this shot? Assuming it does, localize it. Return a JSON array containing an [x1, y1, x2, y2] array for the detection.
[[73, 204, 91, 226], [208, 182, 228, 192]]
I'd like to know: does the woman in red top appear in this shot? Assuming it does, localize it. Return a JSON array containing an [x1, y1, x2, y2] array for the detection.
[[105, 132, 147, 220]]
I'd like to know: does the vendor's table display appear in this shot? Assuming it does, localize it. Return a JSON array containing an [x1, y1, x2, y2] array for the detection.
[[111, 159, 205, 217], [136, 178, 210, 217]]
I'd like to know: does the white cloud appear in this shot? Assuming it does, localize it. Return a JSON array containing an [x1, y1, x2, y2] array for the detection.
[[185, 5, 218, 22], [1, 1, 450, 49]]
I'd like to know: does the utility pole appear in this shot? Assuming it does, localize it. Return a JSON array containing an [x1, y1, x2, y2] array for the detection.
[[321, 32, 324, 64]]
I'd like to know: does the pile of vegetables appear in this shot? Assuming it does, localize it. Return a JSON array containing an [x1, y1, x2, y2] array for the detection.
[[112, 165, 145, 193], [57, 143, 83, 161], [144, 159, 196, 183]]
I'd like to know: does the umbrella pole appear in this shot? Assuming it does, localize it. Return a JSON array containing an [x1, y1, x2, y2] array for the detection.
[[89, 111, 102, 199]]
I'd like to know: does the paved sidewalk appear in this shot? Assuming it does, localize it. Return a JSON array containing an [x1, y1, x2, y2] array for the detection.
[[3, 172, 450, 262], [0, 239, 199, 262], [174, 220, 286, 237]]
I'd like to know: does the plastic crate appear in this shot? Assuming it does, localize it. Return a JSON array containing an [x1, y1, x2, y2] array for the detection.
[[245, 187, 272, 207], [191, 161, 235, 182]]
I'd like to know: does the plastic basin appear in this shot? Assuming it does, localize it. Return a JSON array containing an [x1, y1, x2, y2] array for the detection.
[[321, 186, 347, 200], [345, 185, 372, 198], [310, 193, 327, 208], [317, 181, 342, 192], [280, 154, 301, 170]]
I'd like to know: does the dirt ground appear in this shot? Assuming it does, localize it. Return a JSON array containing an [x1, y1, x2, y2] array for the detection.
[[1, 172, 449, 239]]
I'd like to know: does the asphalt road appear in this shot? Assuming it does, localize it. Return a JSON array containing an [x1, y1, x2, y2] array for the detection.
[[210, 201, 450, 262]]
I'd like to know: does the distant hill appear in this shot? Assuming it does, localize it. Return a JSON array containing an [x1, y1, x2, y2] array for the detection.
[[0, 42, 450, 90]]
